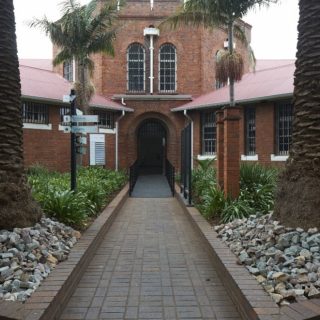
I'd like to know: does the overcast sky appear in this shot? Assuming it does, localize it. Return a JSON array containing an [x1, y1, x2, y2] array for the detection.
[[13, 0, 299, 60]]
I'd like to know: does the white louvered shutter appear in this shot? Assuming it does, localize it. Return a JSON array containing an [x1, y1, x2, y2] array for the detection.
[[90, 134, 105, 165]]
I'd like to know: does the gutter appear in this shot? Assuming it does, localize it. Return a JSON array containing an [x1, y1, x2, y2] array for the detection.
[[171, 93, 293, 112], [183, 110, 193, 169]]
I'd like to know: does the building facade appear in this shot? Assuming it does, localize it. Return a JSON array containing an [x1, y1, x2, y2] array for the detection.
[[22, 0, 294, 174]]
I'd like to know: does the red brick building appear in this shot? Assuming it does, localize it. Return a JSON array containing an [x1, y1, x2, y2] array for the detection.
[[21, 0, 295, 176]]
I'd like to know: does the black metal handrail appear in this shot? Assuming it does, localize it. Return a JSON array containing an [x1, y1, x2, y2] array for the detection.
[[165, 159, 175, 197], [129, 160, 139, 196]]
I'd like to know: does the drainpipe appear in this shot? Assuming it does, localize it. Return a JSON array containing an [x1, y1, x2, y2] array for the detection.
[[150, 35, 154, 94], [183, 110, 193, 169], [116, 110, 126, 171], [143, 27, 160, 94]]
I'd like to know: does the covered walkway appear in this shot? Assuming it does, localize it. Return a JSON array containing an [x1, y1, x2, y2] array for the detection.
[[60, 198, 241, 320]]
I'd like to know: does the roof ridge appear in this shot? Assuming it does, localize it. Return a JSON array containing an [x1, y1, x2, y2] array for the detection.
[[250, 62, 295, 74], [20, 64, 54, 73]]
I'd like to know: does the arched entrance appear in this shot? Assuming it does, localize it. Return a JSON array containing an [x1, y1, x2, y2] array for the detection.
[[137, 119, 167, 174]]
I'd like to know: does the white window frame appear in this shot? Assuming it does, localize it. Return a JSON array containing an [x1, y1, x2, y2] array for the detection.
[[158, 43, 177, 93], [127, 43, 146, 93]]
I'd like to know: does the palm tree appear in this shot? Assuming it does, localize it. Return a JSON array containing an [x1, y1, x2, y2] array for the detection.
[[0, 1, 42, 229], [163, 0, 277, 106], [274, 0, 320, 229], [30, 0, 119, 114]]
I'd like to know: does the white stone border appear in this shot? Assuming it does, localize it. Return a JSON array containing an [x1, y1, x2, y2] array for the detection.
[[241, 155, 258, 161], [23, 123, 52, 130], [270, 154, 288, 162]]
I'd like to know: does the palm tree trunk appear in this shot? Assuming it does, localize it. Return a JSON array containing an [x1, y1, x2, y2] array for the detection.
[[274, 0, 320, 229], [228, 21, 235, 107], [0, 0, 42, 229]]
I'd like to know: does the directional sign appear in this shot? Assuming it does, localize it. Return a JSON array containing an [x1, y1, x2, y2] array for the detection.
[[71, 115, 98, 123], [71, 126, 98, 134]]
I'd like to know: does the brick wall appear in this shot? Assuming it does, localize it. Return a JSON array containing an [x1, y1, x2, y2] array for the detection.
[[23, 104, 116, 172]]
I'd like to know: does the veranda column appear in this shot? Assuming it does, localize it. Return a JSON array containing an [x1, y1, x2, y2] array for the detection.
[[215, 110, 224, 188], [223, 107, 241, 198]]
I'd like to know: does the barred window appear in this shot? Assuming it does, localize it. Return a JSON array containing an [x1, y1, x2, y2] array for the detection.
[[63, 60, 73, 82], [159, 44, 176, 93], [127, 43, 145, 92], [94, 110, 115, 129], [201, 111, 216, 155], [245, 107, 256, 155], [60, 106, 70, 123], [276, 102, 293, 155], [22, 101, 49, 124]]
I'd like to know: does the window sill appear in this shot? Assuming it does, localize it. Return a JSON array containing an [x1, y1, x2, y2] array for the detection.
[[99, 128, 116, 134], [241, 155, 258, 161], [271, 154, 288, 162], [23, 123, 52, 130], [197, 154, 216, 160]]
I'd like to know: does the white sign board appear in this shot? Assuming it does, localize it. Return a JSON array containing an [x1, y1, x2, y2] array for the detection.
[[71, 126, 98, 134], [72, 115, 98, 122]]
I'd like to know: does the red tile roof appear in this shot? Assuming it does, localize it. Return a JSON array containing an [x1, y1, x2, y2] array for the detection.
[[20, 59, 53, 71], [19, 64, 133, 112], [172, 61, 295, 112]]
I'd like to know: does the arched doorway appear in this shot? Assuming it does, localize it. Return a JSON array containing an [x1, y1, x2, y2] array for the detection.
[[137, 119, 167, 174]]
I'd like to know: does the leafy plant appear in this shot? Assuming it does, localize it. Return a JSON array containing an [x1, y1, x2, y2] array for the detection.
[[28, 166, 127, 229], [37, 189, 93, 228], [197, 185, 225, 219], [221, 198, 255, 223]]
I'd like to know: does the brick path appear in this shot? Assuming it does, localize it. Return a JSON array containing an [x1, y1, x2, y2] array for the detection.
[[59, 198, 241, 320]]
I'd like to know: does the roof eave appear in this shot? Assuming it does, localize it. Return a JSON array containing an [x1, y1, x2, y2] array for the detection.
[[171, 93, 293, 112], [22, 95, 134, 112]]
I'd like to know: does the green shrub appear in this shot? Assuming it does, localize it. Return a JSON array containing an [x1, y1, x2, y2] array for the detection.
[[197, 185, 225, 219], [192, 162, 280, 223], [36, 189, 93, 228], [221, 198, 255, 223], [28, 166, 128, 228]]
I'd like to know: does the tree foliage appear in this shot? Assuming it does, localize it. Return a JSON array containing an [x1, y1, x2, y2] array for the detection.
[[30, 0, 119, 113]]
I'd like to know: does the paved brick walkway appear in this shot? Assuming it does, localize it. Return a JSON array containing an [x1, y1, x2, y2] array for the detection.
[[60, 198, 241, 320]]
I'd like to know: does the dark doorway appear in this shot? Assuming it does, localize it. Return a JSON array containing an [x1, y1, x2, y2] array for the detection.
[[137, 119, 166, 174]]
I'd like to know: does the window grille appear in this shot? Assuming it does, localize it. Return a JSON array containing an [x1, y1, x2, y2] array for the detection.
[[60, 106, 70, 124], [94, 110, 115, 129], [275, 102, 293, 155], [127, 43, 145, 92], [201, 111, 216, 155], [159, 44, 177, 93], [22, 101, 49, 124], [245, 107, 256, 155], [63, 60, 73, 82]]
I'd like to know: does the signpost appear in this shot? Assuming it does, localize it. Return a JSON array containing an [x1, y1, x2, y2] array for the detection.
[[70, 90, 77, 191], [64, 90, 99, 191]]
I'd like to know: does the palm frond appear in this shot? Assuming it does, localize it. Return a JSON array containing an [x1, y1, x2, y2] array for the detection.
[[215, 50, 244, 85], [53, 50, 73, 66]]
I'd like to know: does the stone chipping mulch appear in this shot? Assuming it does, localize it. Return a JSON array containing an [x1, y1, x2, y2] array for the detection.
[[0, 217, 80, 302], [214, 213, 320, 306]]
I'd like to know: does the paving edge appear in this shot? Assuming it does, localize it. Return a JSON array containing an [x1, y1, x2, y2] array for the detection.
[[175, 187, 320, 320], [175, 185, 282, 320], [0, 183, 129, 320]]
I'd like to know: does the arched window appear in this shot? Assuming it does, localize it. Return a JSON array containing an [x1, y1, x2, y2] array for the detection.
[[127, 43, 145, 92], [159, 44, 176, 93], [63, 60, 73, 82]]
